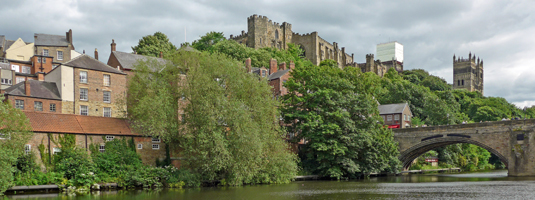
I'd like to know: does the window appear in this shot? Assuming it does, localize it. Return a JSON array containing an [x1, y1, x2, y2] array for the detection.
[[275, 30, 279, 40], [11, 65, 19, 72], [15, 100, 24, 109], [103, 74, 111, 86], [57, 51, 63, 60], [16, 77, 25, 84], [462, 80, 464, 85], [152, 137, 161, 143], [24, 144, 31, 155], [103, 91, 111, 103], [80, 105, 88, 116], [53, 147, 61, 155], [22, 66, 31, 74], [80, 88, 88, 100], [408, 115, 411, 121], [404, 114, 407, 121], [34, 101, 43, 111], [387, 115, 392, 121], [80, 71, 88, 83], [152, 144, 160, 150], [1, 78, 11, 85], [37, 57, 41, 63], [137, 144, 143, 149], [99, 144, 105, 153], [103, 107, 111, 117], [106, 135, 115, 141], [50, 104, 56, 112], [43, 57, 46, 63], [394, 115, 399, 121], [261, 70, 266, 77], [42, 49, 49, 56], [0, 133, 7, 140]]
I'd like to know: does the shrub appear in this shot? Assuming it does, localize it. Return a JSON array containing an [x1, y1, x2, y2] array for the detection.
[[53, 148, 96, 187]]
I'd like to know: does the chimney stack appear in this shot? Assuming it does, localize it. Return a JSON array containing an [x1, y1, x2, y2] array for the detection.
[[159, 51, 163, 58], [37, 72, 45, 81], [94, 48, 99, 60], [245, 58, 251, 73], [269, 58, 277, 75], [66, 29, 73, 44], [111, 39, 116, 52], [25, 81, 31, 96], [279, 62, 286, 70], [289, 61, 295, 71]]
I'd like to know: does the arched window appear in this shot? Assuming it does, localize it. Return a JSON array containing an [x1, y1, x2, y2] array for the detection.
[[299, 44, 306, 57], [458, 80, 460, 86], [275, 30, 279, 40], [462, 80, 464, 85]]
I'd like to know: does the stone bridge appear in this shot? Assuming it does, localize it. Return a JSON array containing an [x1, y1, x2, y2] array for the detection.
[[393, 119, 535, 176]]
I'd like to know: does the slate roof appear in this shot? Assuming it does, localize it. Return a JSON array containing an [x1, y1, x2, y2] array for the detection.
[[63, 54, 125, 74], [111, 51, 167, 70], [34, 33, 70, 46], [5, 40, 15, 49], [23, 111, 140, 136], [4, 80, 61, 100], [378, 103, 411, 115], [268, 69, 290, 80]]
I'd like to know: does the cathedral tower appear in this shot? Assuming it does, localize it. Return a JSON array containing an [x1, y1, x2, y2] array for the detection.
[[453, 52, 484, 95]]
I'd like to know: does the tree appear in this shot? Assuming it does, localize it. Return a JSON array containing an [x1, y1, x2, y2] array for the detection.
[[132, 32, 177, 57], [127, 51, 298, 185], [0, 95, 33, 194], [282, 60, 400, 179], [192, 31, 226, 52]]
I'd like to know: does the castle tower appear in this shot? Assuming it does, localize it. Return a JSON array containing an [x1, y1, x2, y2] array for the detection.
[[246, 15, 292, 50], [453, 52, 484, 95]]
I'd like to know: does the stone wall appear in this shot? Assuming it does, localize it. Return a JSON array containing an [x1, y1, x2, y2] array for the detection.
[[35, 45, 74, 64], [73, 68, 126, 117]]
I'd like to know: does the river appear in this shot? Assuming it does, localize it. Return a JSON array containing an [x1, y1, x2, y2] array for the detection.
[[8, 170, 535, 199]]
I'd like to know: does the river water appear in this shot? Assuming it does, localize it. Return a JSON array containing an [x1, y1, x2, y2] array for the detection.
[[9, 170, 535, 199]]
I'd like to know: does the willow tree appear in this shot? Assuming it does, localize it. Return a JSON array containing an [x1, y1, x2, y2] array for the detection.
[[0, 95, 33, 194], [127, 51, 298, 185], [281, 60, 400, 179]]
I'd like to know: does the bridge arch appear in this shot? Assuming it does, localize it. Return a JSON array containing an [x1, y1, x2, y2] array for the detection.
[[399, 137, 508, 170]]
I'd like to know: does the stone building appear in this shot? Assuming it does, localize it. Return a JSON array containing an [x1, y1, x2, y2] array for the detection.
[[45, 54, 127, 117], [356, 54, 403, 77], [378, 103, 413, 128], [453, 52, 483, 95], [34, 29, 75, 65], [231, 15, 355, 69]]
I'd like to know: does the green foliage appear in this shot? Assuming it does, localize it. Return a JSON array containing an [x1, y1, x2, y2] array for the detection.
[[282, 60, 400, 179], [192, 31, 226, 52], [132, 32, 177, 57], [91, 138, 142, 178], [53, 148, 96, 187], [128, 50, 298, 185], [0, 95, 33, 194]]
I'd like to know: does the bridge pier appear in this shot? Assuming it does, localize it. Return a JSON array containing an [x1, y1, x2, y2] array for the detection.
[[393, 119, 535, 177]]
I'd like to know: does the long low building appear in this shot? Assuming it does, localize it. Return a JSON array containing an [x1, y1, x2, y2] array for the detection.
[[21, 111, 179, 166]]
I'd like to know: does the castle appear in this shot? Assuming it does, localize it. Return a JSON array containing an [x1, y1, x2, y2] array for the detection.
[[453, 52, 484, 94], [230, 14, 356, 69], [230, 15, 403, 75]]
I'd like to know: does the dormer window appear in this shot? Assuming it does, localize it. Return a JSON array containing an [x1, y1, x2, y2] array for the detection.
[[261, 70, 266, 77]]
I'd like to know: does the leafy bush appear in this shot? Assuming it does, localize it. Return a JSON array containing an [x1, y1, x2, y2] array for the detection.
[[53, 148, 96, 187]]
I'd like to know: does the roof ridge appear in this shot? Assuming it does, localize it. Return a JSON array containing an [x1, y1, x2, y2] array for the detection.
[[74, 115, 87, 134]]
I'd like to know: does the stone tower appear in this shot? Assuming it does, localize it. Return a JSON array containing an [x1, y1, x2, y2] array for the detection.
[[246, 15, 292, 50], [453, 52, 484, 95]]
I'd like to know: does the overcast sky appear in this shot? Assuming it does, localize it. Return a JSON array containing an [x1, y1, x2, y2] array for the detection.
[[2, 0, 534, 107]]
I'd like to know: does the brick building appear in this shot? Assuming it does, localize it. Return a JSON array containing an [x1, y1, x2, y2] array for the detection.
[[22, 111, 168, 166], [378, 103, 413, 128], [44, 54, 127, 117], [106, 39, 168, 79], [3, 75, 62, 113]]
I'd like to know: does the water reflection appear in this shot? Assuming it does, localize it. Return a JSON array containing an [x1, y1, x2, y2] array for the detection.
[[9, 170, 535, 200]]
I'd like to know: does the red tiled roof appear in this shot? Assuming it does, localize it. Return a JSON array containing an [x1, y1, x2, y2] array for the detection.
[[23, 111, 140, 136]]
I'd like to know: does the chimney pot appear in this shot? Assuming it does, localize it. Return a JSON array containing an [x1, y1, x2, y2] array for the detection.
[[159, 51, 163, 58], [111, 39, 116, 52], [279, 62, 286, 70], [245, 58, 252, 73], [289, 61, 295, 71], [94, 48, 99, 60]]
